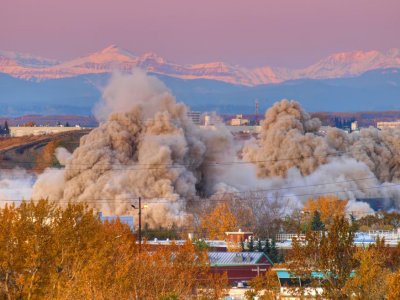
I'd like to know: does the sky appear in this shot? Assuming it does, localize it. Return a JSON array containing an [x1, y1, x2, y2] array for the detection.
[[1, 0, 399, 68]]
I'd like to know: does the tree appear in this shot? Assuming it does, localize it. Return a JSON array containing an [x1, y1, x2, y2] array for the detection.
[[256, 239, 263, 252], [24, 121, 36, 127], [248, 236, 255, 252], [263, 239, 271, 257], [288, 216, 357, 299], [349, 212, 359, 232], [269, 238, 279, 263], [311, 210, 325, 231], [0, 200, 228, 299], [194, 239, 209, 251], [386, 270, 400, 300], [344, 247, 390, 299], [35, 140, 61, 171], [245, 269, 280, 300], [240, 239, 245, 252], [3, 121, 10, 136], [200, 202, 238, 240], [304, 195, 348, 226]]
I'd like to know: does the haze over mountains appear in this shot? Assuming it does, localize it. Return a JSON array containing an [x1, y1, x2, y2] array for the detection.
[[0, 45, 399, 115]]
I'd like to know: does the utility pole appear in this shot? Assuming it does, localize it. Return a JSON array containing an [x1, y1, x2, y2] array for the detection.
[[131, 197, 146, 253], [138, 197, 142, 252]]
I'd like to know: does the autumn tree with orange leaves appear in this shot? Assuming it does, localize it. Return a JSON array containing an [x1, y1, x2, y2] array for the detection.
[[35, 140, 61, 171], [0, 200, 227, 299], [200, 202, 238, 240], [303, 195, 348, 226]]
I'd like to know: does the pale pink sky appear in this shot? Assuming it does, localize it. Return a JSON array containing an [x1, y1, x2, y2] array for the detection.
[[1, 0, 399, 67]]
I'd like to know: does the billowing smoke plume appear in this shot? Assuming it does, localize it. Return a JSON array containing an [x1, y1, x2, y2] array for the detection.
[[25, 78, 400, 226], [0, 169, 35, 205], [243, 99, 400, 212], [244, 99, 400, 183], [32, 70, 233, 226], [243, 100, 333, 177]]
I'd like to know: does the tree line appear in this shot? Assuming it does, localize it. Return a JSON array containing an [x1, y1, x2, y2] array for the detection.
[[0, 200, 227, 299]]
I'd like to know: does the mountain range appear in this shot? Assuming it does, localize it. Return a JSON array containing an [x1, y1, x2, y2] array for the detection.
[[0, 46, 399, 115], [1, 45, 400, 86]]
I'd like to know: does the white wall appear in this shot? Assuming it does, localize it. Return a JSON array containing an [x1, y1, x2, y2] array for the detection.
[[9, 126, 83, 137]]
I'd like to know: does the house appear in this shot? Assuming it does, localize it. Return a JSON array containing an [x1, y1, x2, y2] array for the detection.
[[209, 251, 273, 284]]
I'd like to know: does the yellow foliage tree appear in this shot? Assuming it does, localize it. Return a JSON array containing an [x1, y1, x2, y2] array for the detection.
[[0, 200, 227, 299], [288, 216, 357, 299], [35, 140, 61, 171], [245, 269, 280, 300], [303, 195, 348, 225], [200, 202, 238, 240], [344, 247, 390, 299], [386, 270, 400, 300]]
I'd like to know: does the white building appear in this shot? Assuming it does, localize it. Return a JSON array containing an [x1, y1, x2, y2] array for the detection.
[[376, 120, 400, 130], [351, 121, 358, 131], [9, 125, 83, 137], [230, 114, 250, 126]]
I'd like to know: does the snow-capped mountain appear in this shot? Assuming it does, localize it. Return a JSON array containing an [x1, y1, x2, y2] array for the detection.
[[290, 49, 400, 80], [0, 45, 399, 85]]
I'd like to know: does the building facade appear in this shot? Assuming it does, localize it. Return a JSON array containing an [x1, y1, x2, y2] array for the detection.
[[376, 120, 400, 130], [209, 252, 273, 284], [9, 126, 83, 137]]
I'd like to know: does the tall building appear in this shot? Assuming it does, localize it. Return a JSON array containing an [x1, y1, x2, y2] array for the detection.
[[350, 121, 358, 131], [187, 111, 201, 125]]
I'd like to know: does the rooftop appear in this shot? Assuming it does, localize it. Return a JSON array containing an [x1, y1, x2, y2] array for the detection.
[[208, 251, 272, 266]]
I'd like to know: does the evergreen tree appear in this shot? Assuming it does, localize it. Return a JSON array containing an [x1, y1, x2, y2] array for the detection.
[[256, 239, 263, 252], [269, 237, 279, 263], [248, 236, 255, 252], [311, 210, 325, 231], [263, 239, 271, 257], [4, 120, 9, 135], [350, 213, 359, 232], [240, 238, 246, 252]]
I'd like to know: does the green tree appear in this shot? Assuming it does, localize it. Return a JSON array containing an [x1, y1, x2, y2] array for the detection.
[[256, 239, 263, 252], [311, 210, 325, 231], [4, 121, 9, 135], [240, 239, 246, 252], [263, 239, 271, 257], [248, 236, 255, 252], [269, 238, 279, 263]]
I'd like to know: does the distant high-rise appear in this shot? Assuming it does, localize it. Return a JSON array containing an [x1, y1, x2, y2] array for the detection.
[[187, 111, 201, 125]]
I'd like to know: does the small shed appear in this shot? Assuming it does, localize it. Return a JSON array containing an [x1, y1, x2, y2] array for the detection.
[[208, 252, 273, 284]]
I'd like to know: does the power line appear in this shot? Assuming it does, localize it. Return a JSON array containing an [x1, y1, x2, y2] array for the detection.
[[0, 148, 384, 170], [0, 181, 398, 205]]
